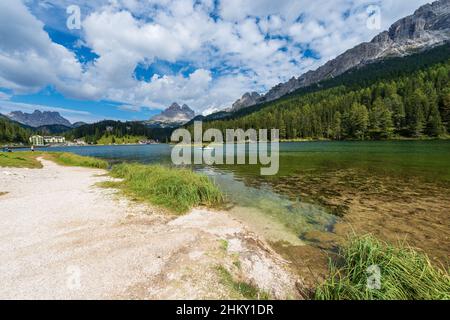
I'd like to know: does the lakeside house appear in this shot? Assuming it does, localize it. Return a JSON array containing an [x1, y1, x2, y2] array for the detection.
[[44, 136, 66, 144], [29, 135, 66, 146], [67, 139, 87, 146], [139, 139, 158, 145], [29, 135, 44, 146]]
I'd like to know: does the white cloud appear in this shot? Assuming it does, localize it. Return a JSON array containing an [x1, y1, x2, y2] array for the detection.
[[116, 104, 143, 112], [2, 0, 433, 115], [0, 0, 82, 94]]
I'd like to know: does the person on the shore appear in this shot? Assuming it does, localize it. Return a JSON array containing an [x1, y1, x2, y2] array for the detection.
[[31, 145, 34, 152]]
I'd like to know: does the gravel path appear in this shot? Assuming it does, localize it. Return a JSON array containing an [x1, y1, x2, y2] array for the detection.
[[0, 158, 299, 300]]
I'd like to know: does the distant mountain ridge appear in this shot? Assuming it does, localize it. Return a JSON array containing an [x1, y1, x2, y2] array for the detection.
[[7, 110, 72, 128], [148, 103, 195, 127], [230, 0, 450, 111]]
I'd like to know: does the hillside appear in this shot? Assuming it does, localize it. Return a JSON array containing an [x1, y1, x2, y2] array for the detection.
[[66, 120, 173, 144], [193, 45, 450, 140], [0, 115, 32, 144], [230, 0, 450, 110]]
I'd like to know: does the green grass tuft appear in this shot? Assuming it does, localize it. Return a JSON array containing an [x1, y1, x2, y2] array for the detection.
[[216, 265, 270, 300], [0, 152, 42, 168], [315, 235, 450, 300], [45, 152, 109, 169], [219, 239, 229, 252], [109, 163, 223, 214]]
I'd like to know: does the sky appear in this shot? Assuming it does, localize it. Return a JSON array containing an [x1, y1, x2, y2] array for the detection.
[[0, 0, 432, 123]]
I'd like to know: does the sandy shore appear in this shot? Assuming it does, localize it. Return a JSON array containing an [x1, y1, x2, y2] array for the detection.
[[0, 158, 300, 300]]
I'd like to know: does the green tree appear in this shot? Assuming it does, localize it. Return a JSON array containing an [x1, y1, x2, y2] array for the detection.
[[385, 94, 405, 130], [406, 89, 427, 137], [369, 98, 394, 139], [439, 88, 450, 132], [332, 111, 342, 140], [425, 105, 444, 137], [344, 103, 369, 140]]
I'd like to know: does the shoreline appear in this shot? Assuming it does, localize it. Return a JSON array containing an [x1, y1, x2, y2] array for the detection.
[[0, 157, 301, 300], [3, 135, 449, 150]]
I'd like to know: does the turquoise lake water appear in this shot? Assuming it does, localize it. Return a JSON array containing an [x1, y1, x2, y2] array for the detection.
[[34, 140, 450, 243]]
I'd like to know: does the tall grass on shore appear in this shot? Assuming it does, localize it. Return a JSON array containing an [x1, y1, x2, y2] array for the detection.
[[0, 151, 108, 169], [0, 152, 42, 168], [45, 152, 108, 169], [108, 163, 224, 214], [315, 235, 450, 300]]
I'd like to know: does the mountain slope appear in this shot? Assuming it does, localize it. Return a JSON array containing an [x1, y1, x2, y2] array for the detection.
[[231, 0, 450, 110], [7, 110, 72, 128], [66, 120, 174, 143], [35, 124, 73, 135], [194, 43, 450, 124], [148, 103, 195, 127], [194, 44, 450, 140], [0, 114, 32, 144]]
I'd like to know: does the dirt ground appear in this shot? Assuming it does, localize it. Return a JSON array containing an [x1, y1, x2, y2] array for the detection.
[[0, 158, 301, 300]]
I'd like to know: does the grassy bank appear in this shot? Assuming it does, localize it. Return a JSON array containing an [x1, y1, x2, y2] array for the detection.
[[0, 151, 108, 169], [105, 163, 223, 214], [96, 134, 147, 145], [315, 235, 450, 300], [1, 151, 222, 214], [43, 152, 108, 169], [0, 152, 42, 168]]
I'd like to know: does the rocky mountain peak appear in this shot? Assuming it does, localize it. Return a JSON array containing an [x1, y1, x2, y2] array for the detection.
[[150, 102, 195, 126], [230, 0, 450, 112], [7, 110, 72, 127], [231, 92, 262, 111], [168, 102, 182, 110]]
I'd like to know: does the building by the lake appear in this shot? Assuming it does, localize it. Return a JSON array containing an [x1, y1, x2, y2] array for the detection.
[[29, 135, 65, 146], [44, 136, 65, 144], [29, 135, 44, 146]]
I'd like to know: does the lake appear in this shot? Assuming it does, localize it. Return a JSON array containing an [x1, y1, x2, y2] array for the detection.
[[37, 141, 450, 267]]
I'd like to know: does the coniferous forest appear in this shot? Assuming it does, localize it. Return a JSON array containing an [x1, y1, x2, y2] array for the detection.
[[0, 117, 31, 144], [197, 45, 450, 140]]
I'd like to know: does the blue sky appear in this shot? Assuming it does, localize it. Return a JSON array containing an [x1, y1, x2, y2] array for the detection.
[[0, 0, 431, 123]]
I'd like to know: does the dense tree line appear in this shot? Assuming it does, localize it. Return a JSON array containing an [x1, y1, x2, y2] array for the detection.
[[199, 60, 450, 140], [65, 120, 173, 143], [0, 117, 31, 144]]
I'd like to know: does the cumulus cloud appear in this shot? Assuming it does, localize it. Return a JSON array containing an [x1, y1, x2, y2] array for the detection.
[[2, 0, 432, 115], [0, 0, 82, 94]]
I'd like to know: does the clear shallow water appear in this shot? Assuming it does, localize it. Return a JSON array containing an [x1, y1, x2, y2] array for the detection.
[[36, 140, 450, 243]]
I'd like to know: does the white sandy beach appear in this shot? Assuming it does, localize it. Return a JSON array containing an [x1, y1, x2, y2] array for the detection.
[[0, 158, 300, 300]]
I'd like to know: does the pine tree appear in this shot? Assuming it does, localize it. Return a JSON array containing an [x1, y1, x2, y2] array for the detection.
[[385, 94, 405, 131], [332, 111, 342, 140], [344, 103, 369, 140], [369, 98, 394, 139], [439, 88, 450, 133], [425, 104, 444, 137]]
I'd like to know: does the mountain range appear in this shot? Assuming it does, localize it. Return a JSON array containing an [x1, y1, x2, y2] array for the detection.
[[2, 1, 449, 134], [147, 103, 195, 127], [230, 0, 450, 112], [7, 110, 72, 128]]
